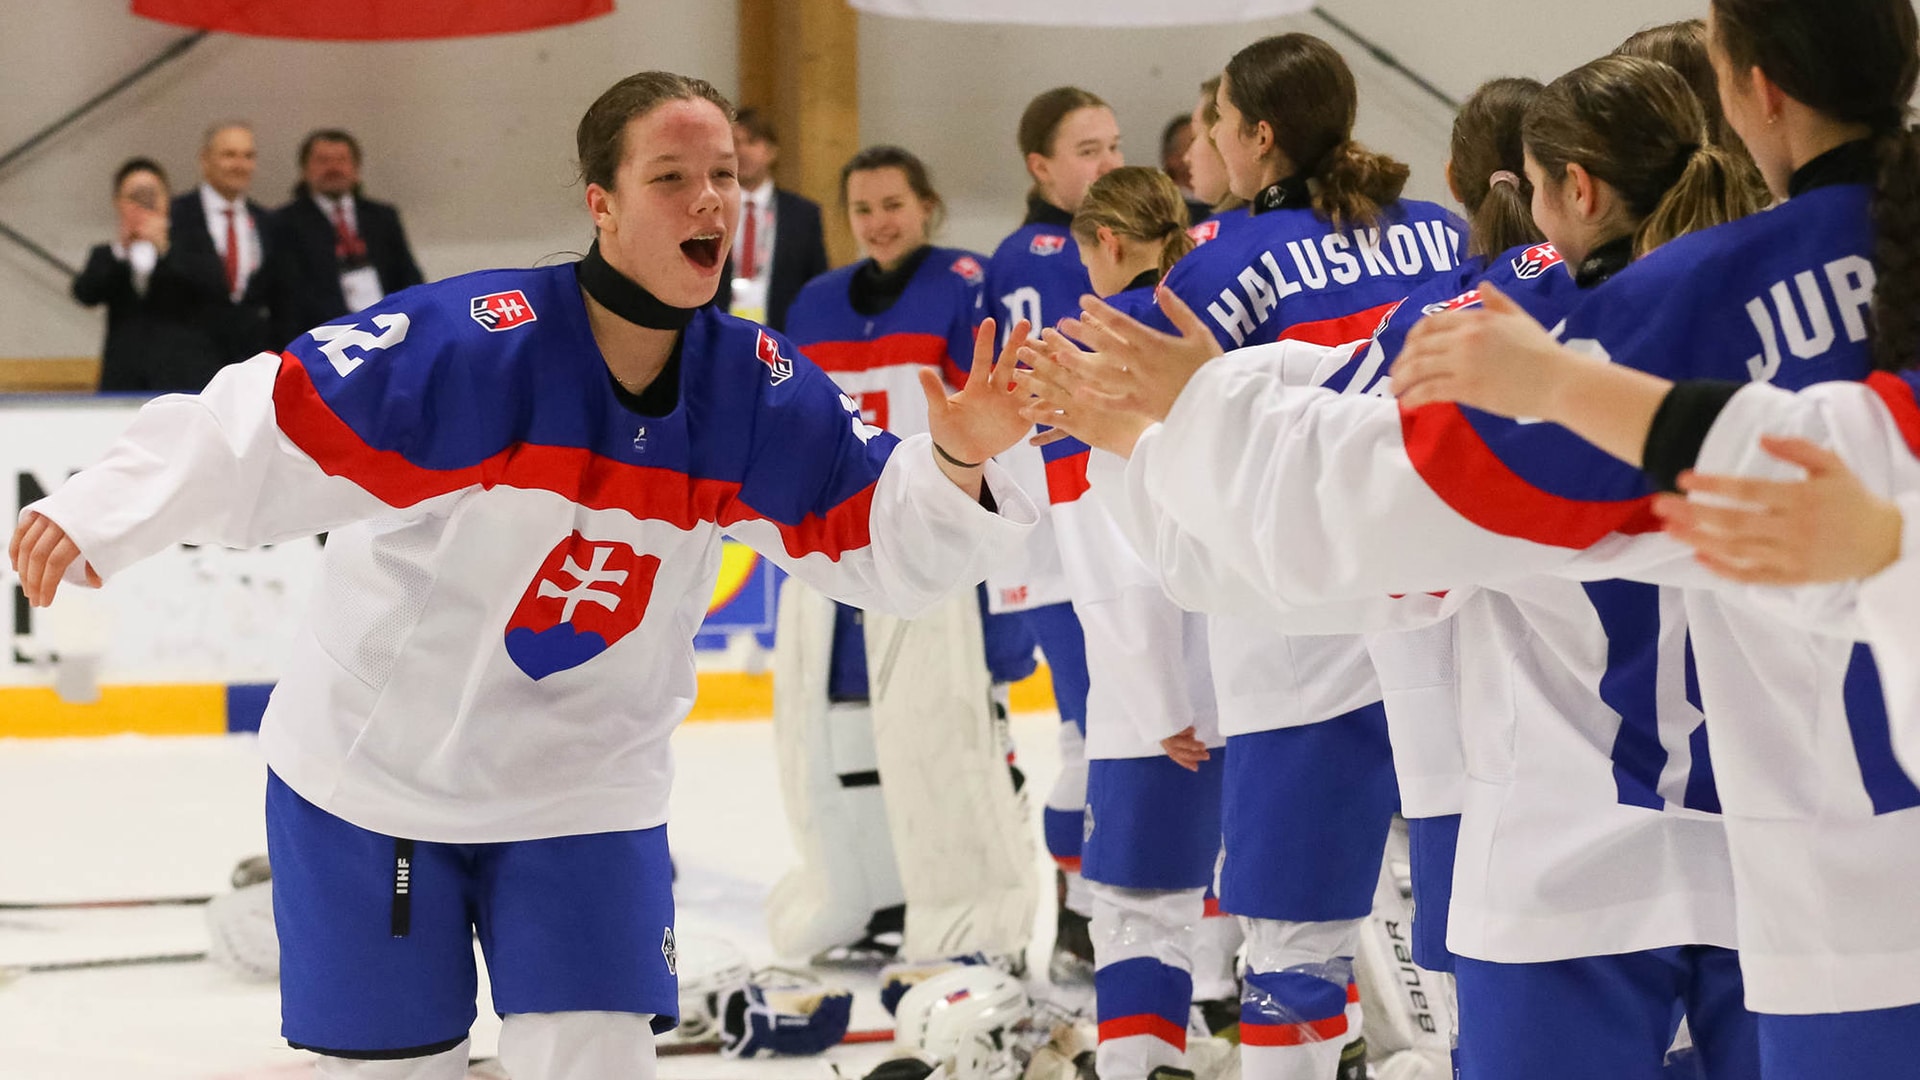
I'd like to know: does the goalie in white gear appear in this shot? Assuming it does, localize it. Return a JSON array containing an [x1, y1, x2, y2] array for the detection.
[[771, 145, 1040, 968]]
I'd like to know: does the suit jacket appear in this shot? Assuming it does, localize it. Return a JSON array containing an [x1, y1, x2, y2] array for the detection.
[[712, 187, 829, 332], [71, 242, 230, 393], [169, 191, 279, 376], [266, 192, 425, 348]]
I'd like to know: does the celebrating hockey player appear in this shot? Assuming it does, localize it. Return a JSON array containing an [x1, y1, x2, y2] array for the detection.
[[980, 85, 1119, 982], [9, 71, 1040, 1080], [768, 144, 1039, 970]]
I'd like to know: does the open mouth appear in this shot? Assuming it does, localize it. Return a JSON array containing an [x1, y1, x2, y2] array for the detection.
[[681, 233, 723, 271]]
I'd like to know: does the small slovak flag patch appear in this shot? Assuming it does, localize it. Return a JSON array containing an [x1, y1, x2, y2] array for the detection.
[[755, 329, 796, 386], [504, 532, 660, 680], [471, 290, 538, 332], [1188, 219, 1221, 244], [950, 255, 985, 284], [1029, 234, 1066, 256], [1422, 288, 1484, 316], [1509, 243, 1564, 280]]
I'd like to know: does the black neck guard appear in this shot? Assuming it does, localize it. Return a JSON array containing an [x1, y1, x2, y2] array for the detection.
[[577, 241, 699, 331]]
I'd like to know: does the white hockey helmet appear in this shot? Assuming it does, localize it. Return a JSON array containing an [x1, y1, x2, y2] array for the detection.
[[673, 931, 751, 1040], [894, 965, 1032, 1079]]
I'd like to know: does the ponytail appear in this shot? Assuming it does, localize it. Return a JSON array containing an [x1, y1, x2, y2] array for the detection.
[[1451, 77, 1546, 257], [1312, 139, 1411, 231], [1157, 225, 1197, 278], [1470, 178, 1539, 258], [1634, 144, 1762, 256], [1870, 122, 1920, 370]]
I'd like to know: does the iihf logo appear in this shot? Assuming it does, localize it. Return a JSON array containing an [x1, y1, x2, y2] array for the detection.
[[503, 532, 661, 680], [661, 927, 678, 976], [471, 290, 538, 332], [1509, 243, 1564, 280], [755, 329, 796, 386], [1029, 235, 1066, 256]]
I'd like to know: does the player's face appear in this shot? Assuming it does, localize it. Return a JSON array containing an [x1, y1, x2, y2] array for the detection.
[[1185, 96, 1231, 206], [846, 166, 934, 272], [1076, 227, 1133, 299], [201, 127, 257, 200], [303, 140, 361, 198], [1032, 106, 1123, 213], [591, 99, 740, 308], [1211, 76, 1269, 200], [1524, 149, 1591, 268]]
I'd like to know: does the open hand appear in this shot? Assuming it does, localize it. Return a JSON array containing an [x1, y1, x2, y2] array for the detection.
[[922, 318, 1034, 489], [1016, 328, 1157, 458], [1653, 435, 1904, 585], [9, 512, 101, 608]]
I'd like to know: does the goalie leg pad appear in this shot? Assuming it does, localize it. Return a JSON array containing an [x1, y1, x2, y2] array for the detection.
[[206, 880, 280, 982], [1091, 883, 1206, 1080], [1353, 817, 1454, 1065], [867, 589, 1037, 962], [768, 578, 906, 960]]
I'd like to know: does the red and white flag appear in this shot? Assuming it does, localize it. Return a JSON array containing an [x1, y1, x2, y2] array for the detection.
[[131, 0, 613, 40]]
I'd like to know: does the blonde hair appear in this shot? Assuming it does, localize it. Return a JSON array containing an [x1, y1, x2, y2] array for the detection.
[[1071, 166, 1196, 278]]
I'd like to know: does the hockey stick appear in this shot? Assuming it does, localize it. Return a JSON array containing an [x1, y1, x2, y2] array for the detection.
[[0, 895, 214, 912], [657, 1027, 895, 1057], [0, 949, 206, 983]]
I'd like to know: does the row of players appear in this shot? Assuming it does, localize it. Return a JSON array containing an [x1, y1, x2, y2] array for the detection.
[[758, 3, 1920, 1080], [10, 0, 1918, 1077]]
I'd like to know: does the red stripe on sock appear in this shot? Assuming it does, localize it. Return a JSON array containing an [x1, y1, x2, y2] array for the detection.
[[1098, 1014, 1188, 1050]]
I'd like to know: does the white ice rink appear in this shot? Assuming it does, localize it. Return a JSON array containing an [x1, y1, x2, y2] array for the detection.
[[0, 712, 1071, 1079]]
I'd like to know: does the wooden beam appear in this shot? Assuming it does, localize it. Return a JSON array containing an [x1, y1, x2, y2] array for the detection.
[[0, 358, 98, 393], [738, 0, 860, 268]]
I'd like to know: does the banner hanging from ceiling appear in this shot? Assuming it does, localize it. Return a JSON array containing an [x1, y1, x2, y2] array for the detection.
[[846, 0, 1311, 27], [131, 0, 614, 40]]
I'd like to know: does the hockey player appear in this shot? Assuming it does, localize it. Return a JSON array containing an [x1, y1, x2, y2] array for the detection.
[[1181, 76, 1249, 247], [1121, 36, 1459, 1080], [769, 145, 1039, 968], [981, 85, 1120, 982], [1041, 166, 1224, 1080], [1028, 2, 1920, 1072], [1023, 53, 1769, 1080], [8, 72, 1041, 1080]]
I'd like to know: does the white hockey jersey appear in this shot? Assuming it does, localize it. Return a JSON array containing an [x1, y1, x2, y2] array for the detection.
[[24, 264, 1036, 845]]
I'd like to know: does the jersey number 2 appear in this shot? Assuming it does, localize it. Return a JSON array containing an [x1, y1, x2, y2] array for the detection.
[[310, 314, 411, 377]]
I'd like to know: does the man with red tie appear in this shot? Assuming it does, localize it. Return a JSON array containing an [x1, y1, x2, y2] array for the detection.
[[710, 108, 829, 332], [266, 129, 426, 349], [167, 121, 278, 389]]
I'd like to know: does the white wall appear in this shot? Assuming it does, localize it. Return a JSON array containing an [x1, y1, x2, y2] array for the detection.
[[858, 0, 1704, 257], [0, 1, 1710, 360], [0, 2, 736, 360]]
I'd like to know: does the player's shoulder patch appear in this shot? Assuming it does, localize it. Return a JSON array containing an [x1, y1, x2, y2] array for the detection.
[[470, 288, 539, 332], [754, 329, 797, 387], [949, 254, 985, 284], [1029, 234, 1066, 257], [1188, 219, 1220, 244], [1509, 243, 1564, 281], [1421, 288, 1483, 316]]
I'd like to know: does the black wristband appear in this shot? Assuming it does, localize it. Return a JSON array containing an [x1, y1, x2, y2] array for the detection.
[[933, 441, 984, 469], [1642, 379, 1744, 492]]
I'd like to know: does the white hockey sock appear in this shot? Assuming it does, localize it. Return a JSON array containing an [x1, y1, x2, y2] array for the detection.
[[314, 1039, 471, 1080], [1091, 883, 1205, 1080], [1239, 917, 1365, 1080], [497, 1011, 657, 1080]]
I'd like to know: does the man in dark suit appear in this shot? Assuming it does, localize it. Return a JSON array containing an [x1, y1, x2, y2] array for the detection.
[[168, 121, 278, 387], [266, 129, 425, 347], [711, 108, 829, 332]]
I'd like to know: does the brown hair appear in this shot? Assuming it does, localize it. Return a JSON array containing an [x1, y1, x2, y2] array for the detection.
[[1018, 86, 1110, 160], [1197, 75, 1248, 214], [1524, 55, 1761, 258], [1449, 78, 1545, 258], [1713, 0, 1920, 372], [1071, 166, 1196, 278], [840, 144, 946, 233], [1614, 20, 1768, 204], [734, 106, 779, 147], [576, 71, 735, 191], [1222, 33, 1410, 229]]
